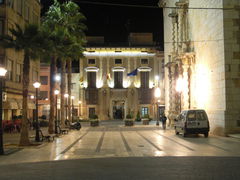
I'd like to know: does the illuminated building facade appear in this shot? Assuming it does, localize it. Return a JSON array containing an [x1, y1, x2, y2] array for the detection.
[[79, 34, 164, 120], [0, 0, 41, 120], [159, 0, 240, 135]]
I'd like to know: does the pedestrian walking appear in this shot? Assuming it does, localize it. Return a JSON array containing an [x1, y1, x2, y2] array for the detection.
[[161, 114, 167, 130]]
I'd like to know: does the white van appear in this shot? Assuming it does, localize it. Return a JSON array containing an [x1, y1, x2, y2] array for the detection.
[[174, 109, 210, 137]]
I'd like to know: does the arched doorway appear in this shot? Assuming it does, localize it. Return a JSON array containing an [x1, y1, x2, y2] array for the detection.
[[112, 100, 125, 120]]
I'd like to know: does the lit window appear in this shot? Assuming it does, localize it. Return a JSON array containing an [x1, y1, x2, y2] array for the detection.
[[16, 63, 22, 83], [7, 59, 13, 81], [32, 70, 38, 82], [141, 107, 148, 117]]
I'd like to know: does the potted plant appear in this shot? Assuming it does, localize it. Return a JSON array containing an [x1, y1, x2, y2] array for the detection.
[[135, 111, 141, 122], [142, 114, 150, 125], [124, 114, 134, 126], [90, 114, 99, 127]]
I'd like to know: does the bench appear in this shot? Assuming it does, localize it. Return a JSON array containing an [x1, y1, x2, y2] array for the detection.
[[39, 129, 56, 142], [57, 125, 69, 134]]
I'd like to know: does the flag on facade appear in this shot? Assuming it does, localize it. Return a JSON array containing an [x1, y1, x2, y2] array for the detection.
[[79, 76, 84, 82], [106, 73, 111, 80], [127, 68, 138, 76], [79, 76, 84, 86]]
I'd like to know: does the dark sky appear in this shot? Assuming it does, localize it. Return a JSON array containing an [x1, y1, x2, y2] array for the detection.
[[41, 0, 163, 46]]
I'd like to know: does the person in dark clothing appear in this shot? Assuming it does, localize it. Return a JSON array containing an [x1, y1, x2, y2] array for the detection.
[[161, 114, 167, 130]]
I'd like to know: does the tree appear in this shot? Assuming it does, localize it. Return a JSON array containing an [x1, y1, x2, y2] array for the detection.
[[60, 1, 86, 122], [0, 24, 45, 145], [42, 0, 86, 128]]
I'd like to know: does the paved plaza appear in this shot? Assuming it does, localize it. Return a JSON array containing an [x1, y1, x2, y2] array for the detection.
[[1, 120, 240, 179], [1, 120, 240, 164]]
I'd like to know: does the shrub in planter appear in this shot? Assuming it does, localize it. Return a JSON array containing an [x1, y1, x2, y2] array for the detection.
[[90, 114, 99, 127], [135, 111, 141, 122], [142, 114, 150, 125], [125, 114, 134, 126], [143, 114, 149, 119]]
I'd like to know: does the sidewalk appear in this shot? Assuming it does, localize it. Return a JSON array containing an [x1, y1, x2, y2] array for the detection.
[[228, 134, 240, 139]]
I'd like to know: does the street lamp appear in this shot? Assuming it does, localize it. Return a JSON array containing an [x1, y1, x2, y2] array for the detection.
[[176, 77, 184, 113], [33, 82, 41, 142], [55, 75, 61, 82], [54, 89, 59, 133], [71, 96, 75, 122], [78, 101, 82, 117], [64, 93, 69, 121], [0, 67, 7, 155], [154, 87, 161, 126]]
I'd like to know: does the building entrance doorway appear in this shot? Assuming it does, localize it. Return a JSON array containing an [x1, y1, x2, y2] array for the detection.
[[113, 100, 124, 119]]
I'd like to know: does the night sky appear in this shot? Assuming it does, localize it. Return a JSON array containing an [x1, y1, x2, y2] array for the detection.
[[41, 0, 163, 47]]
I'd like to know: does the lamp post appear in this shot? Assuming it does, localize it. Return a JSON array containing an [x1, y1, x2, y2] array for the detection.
[[64, 93, 69, 122], [176, 77, 183, 113], [71, 96, 75, 122], [54, 89, 59, 134], [33, 82, 41, 142], [55, 75, 61, 82], [0, 67, 7, 155], [154, 87, 161, 126], [78, 101, 82, 117]]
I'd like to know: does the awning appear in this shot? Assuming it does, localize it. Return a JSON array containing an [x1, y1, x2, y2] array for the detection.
[[3, 99, 18, 109]]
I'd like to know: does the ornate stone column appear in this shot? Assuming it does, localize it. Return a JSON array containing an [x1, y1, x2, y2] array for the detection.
[[182, 64, 190, 110]]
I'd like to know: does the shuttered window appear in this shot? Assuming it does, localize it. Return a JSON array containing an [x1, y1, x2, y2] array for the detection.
[[114, 71, 123, 88], [16, 63, 22, 83], [87, 72, 96, 88], [140, 72, 149, 88]]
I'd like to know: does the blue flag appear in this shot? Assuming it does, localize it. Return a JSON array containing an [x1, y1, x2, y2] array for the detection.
[[127, 68, 138, 76]]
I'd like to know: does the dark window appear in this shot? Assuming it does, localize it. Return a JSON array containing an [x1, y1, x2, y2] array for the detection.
[[114, 71, 123, 88], [0, 0, 4, 4], [89, 108, 95, 118], [88, 59, 95, 64], [0, 20, 3, 35], [141, 59, 148, 64], [87, 72, 96, 88], [39, 91, 48, 100], [141, 107, 149, 116], [115, 59, 122, 64], [40, 76, 48, 85], [140, 72, 149, 88]]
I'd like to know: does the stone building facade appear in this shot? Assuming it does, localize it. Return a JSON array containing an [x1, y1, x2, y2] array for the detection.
[[159, 0, 240, 135], [0, 0, 41, 120], [79, 34, 164, 120]]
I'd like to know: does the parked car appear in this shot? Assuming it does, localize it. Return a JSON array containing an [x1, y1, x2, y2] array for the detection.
[[174, 109, 210, 137]]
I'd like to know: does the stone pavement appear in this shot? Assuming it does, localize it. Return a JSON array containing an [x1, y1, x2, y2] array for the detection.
[[0, 157, 240, 180], [1, 120, 240, 166]]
